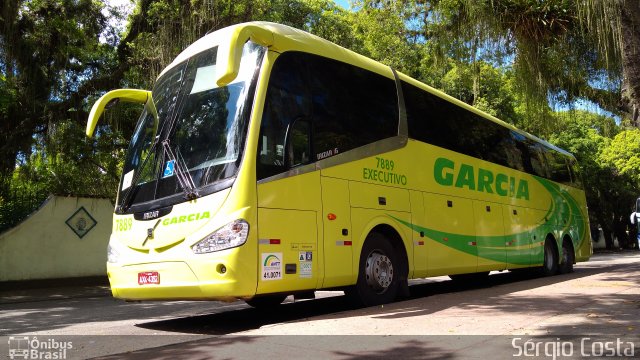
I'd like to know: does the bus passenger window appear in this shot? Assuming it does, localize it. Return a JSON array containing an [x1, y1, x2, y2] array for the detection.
[[548, 151, 571, 185], [308, 55, 398, 158], [528, 142, 550, 178], [568, 158, 583, 189]]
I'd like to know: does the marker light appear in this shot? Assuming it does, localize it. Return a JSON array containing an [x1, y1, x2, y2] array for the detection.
[[107, 243, 120, 264], [192, 219, 249, 254]]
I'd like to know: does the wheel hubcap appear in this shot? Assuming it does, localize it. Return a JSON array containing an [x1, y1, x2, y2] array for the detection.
[[365, 251, 394, 293]]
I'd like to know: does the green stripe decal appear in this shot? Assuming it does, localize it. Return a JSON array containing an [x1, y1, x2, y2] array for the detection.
[[390, 177, 585, 266]]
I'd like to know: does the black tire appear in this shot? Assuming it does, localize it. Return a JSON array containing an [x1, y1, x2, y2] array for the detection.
[[245, 294, 287, 308], [542, 238, 559, 276], [448, 271, 490, 285], [347, 232, 401, 307], [559, 239, 575, 274]]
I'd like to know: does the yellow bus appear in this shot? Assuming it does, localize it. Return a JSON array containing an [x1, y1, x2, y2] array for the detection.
[[86, 22, 592, 307]]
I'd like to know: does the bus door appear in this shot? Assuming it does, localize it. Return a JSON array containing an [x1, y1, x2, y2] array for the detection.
[[255, 52, 320, 293], [474, 201, 506, 271], [256, 175, 321, 294], [320, 176, 353, 288]]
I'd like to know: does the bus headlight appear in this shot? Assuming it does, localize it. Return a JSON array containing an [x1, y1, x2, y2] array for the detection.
[[192, 219, 249, 254], [107, 243, 119, 263]]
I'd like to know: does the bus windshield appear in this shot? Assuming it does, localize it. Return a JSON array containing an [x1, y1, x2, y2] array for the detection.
[[117, 42, 264, 214]]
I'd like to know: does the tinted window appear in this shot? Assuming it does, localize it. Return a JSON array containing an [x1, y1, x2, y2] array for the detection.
[[568, 158, 582, 189], [548, 151, 572, 185], [257, 54, 311, 179], [403, 81, 518, 169], [403, 80, 582, 188], [258, 52, 399, 180], [308, 55, 398, 159], [527, 142, 551, 178]]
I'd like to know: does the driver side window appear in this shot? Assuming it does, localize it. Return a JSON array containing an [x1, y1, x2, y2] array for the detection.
[[288, 119, 311, 168], [257, 53, 311, 180]]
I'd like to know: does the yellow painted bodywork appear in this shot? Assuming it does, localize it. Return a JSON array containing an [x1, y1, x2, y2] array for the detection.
[[99, 22, 591, 302]]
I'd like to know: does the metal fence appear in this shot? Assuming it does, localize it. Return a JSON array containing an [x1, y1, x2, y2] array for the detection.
[[0, 187, 49, 233]]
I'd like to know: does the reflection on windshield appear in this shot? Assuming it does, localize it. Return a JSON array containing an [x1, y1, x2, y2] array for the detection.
[[118, 42, 264, 213]]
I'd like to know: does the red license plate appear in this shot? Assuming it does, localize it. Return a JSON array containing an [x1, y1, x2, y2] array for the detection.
[[138, 271, 160, 285]]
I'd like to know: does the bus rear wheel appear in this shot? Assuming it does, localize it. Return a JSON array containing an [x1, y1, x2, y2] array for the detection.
[[245, 294, 287, 308], [542, 238, 559, 276], [559, 239, 575, 274], [347, 232, 400, 307]]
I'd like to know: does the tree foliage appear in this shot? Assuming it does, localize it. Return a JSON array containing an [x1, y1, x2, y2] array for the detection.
[[548, 111, 635, 248], [0, 0, 638, 245]]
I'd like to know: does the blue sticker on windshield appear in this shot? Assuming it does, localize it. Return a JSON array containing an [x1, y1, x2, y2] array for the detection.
[[163, 160, 175, 178]]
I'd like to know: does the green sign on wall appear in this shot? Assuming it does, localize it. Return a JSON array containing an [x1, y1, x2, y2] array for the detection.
[[65, 207, 97, 239]]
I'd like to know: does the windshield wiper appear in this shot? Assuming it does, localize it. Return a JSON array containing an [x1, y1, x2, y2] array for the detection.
[[162, 139, 199, 200]]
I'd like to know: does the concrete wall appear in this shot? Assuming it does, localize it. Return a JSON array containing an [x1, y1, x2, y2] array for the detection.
[[0, 196, 113, 281]]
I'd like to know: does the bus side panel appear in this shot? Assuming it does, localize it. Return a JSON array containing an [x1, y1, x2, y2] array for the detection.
[[256, 171, 322, 293], [256, 208, 318, 294], [410, 190, 427, 278], [503, 205, 532, 268], [474, 200, 506, 272], [576, 213, 593, 262], [348, 181, 410, 212], [320, 176, 353, 288], [567, 187, 592, 262], [423, 193, 478, 276]]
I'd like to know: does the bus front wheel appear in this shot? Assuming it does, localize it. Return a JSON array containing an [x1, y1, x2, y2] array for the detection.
[[348, 232, 400, 307]]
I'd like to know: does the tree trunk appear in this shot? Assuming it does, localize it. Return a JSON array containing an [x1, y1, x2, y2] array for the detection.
[[602, 225, 614, 250], [620, 0, 640, 127]]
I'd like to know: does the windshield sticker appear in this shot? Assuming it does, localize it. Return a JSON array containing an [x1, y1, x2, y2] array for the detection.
[[190, 65, 218, 94], [163, 160, 175, 178], [122, 170, 134, 190], [261, 253, 283, 281]]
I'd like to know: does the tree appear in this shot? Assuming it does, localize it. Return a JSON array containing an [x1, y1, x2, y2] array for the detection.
[[0, 0, 107, 186], [0, 0, 346, 198], [600, 129, 640, 183], [549, 111, 636, 249], [424, 0, 637, 129], [579, 1, 640, 126]]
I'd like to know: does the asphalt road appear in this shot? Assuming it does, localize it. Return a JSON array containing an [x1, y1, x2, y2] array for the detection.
[[1, 252, 639, 359]]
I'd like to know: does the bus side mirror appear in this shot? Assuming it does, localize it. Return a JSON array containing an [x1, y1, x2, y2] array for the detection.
[[86, 89, 151, 137], [631, 212, 638, 225], [215, 24, 274, 87]]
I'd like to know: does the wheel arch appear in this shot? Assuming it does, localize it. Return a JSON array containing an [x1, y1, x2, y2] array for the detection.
[[370, 223, 409, 276], [349, 220, 411, 304], [546, 232, 560, 263], [353, 217, 412, 278], [562, 233, 575, 258]]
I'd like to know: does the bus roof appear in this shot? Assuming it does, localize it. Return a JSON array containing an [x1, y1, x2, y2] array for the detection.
[[161, 21, 575, 160]]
